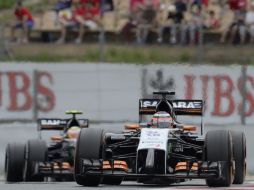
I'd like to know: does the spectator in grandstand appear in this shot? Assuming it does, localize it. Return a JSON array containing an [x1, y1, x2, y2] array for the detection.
[[204, 10, 220, 29], [136, 0, 160, 44], [80, 0, 114, 12], [121, 0, 144, 42], [228, 0, 247, 12], [130, 0, 144, 13], [81, 0, 102, 34], [157, 0, 187, 44], [181, 4, 204, 45], [245, 2, 254, 43], [220, 5, 246, 44], [10, 1, 34, 43], [56, 0, 83, 44], [56, 0, 102, 44], [53, 0, 73, 27]]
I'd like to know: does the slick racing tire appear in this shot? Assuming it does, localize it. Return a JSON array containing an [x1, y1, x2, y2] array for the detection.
[[23, 139, 47, 182], [74, 128, 104, 186], [5, 143, 25, 182], [205, 130, 233, 187], [231, 131, 246, 184]]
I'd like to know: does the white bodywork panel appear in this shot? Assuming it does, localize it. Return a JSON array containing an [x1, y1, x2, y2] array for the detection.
[[137, 128, 170, 151]]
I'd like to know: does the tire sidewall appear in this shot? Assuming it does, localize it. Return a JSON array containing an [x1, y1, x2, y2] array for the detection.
[[205, 130, 233, 187], [74, 128, 104, 186], [24, 139, 47, 181]]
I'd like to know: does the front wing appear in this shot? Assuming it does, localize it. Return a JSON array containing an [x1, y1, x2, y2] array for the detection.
[[33, 162, 74, 178], [77, 159, 228, 180]]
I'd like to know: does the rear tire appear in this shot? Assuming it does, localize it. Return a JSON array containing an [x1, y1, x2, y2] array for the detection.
[[23, 139, 47, 182], [74, 128, 104, 186], [231, 131, 246, 184], [205, 130, 233, 187], [5, 143, 25, 182]]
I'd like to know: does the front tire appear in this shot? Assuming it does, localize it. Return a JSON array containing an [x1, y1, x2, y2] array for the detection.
[[205, 130, 233, 187], [23, 139, 47, 182], [231, 131, 246, 184], [5, 143, 25, 182], [74, 128, 104, 186]]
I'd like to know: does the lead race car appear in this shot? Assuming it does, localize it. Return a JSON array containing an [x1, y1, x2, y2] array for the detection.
[[74, 91, 246, 187], [5, 110, 89, 182]]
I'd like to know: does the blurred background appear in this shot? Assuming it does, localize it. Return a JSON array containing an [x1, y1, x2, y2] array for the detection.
[[0, 0, 254, 178]]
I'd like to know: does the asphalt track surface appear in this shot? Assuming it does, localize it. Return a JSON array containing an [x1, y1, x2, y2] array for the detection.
[[1, 180, 254, 190]]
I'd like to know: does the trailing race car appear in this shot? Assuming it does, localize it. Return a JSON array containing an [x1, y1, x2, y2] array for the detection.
[[5, 110, 89, 182], [74, 91, 246, 187]]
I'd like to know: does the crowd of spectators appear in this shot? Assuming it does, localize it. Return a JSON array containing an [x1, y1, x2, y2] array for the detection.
[[10, 0, 254, 45]]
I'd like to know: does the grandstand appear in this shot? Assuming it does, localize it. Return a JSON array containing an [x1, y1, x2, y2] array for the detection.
[[1, 0, 253, 64], [28, 0, 235, 43]]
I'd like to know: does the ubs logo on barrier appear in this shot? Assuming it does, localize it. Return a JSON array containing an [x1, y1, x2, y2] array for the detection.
[[141, 66, 254, 121], [0, 71, 55, 113]]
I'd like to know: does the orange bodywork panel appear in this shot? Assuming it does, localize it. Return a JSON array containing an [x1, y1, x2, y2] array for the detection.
[[51, 135, 63, 141], [124, 123, 140, 130], [53, 162, 71, 170], [175, 162, 199, 172], [62, 162, 71, 169], [53, 163, 60, 169], [103, 160, 128, 171], [175, 162, 187, 171], [183, 125, 197, 131], [191, 162, 198, 171]]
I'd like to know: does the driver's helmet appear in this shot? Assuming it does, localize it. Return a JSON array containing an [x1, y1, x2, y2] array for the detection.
[[66, 126, 81, 139], [151, 111, 174, 128]]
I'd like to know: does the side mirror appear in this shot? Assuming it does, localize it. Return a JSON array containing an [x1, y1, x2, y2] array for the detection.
[[139, 122, 150, 128], [173, 122, 184, 129]]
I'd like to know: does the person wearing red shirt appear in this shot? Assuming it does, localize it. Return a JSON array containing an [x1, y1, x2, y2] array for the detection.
[[83, 1, 100, 20], [56, 0, 87, 44], [228, 0, 247, 11], [77, 0, 102, 43], [10, 1, 34, 43], [56, 0, 102, 44], [130, 0, 144, 13]]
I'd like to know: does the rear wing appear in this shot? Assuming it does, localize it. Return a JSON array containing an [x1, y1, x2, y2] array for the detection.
[[139, 99, 204, 116], [37, 118, 89, 131]]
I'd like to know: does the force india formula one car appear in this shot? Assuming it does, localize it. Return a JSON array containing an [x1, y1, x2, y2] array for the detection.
[[5, 110, 89, 182], [74, 91, 246, 187]]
